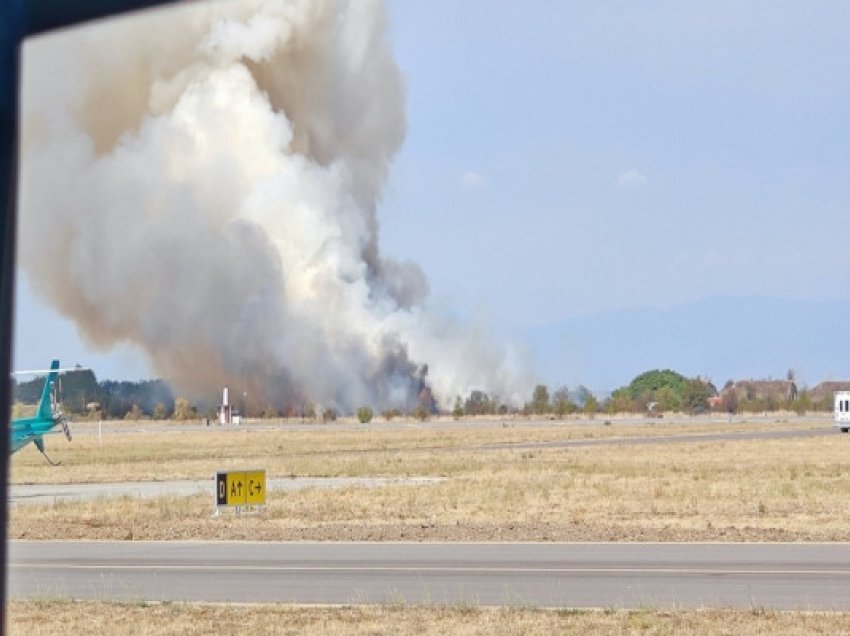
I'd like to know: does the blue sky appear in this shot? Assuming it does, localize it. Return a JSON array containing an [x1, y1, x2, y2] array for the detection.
[[14, 1, 850, 392], [378, 2, 850, 390], [381, 2, 850, 321]]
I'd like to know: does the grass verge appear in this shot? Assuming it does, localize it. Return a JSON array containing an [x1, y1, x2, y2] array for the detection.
[[9, 601, 850, 635]]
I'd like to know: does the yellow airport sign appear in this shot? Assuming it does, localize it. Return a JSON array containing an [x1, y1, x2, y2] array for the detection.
[[216, 469, 266, 508], [226, 471, 247, 505], [246, 470, 266, 505]]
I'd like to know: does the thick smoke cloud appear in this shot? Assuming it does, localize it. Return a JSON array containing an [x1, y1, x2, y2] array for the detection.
[[18, 0, 531, 413]]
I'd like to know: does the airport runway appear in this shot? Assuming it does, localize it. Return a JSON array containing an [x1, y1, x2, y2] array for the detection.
[[9, 541, 850, 610]]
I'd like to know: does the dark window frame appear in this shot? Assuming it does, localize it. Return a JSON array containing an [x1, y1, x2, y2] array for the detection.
[[1, 2, 177, 627]]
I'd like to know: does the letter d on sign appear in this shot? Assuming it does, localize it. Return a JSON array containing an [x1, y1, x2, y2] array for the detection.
[[216, 472, 228, 506]]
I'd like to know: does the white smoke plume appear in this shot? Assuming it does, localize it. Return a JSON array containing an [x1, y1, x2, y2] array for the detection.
[[18, 0, 532, 413]]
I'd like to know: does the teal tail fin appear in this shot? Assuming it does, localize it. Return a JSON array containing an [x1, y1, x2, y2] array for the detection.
[[35, 359, 60, 421]]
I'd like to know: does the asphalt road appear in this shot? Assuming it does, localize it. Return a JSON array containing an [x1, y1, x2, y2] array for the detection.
[[9, 541, 850, 609]]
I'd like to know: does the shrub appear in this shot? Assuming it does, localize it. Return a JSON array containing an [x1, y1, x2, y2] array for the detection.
[[381, 408, 401, 422], [357, 406, 374, 424], [173, 397, 194, 421], [124, 404, 143, 420]]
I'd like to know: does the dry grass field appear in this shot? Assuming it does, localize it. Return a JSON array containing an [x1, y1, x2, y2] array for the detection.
[[8, 601, 850, 635], [10, 418, 850, 542], [10, 419, 850, 633]]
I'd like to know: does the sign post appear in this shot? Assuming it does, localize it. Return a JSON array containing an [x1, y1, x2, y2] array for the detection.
[[215, 469, 266, 515]]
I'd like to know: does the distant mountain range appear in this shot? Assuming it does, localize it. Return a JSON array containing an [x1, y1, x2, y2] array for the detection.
[[521, 296, 850, 395]]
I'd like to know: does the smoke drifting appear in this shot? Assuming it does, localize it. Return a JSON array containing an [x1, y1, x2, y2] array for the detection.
[[18, 0, 531, 413]]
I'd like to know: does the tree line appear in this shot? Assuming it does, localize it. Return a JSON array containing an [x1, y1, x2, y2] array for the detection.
[[511, 369, 835, 417], [11, 366, 839, 421], [12, 369, 175, 420]]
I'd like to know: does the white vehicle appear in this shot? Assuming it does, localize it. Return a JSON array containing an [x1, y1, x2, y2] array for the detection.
[[835, 391, 850, 433]]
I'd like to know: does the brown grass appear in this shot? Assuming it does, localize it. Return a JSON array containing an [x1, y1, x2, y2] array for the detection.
[[10, 417, 823, 484], [8, 601, 850, 635], [9, 419, 850, 542]]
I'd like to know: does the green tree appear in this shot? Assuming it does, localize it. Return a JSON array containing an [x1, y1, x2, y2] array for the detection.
[[793, 390, 813, 415], [58, 368, 101, 414], [452, 396, 464, 419], [606, 388, 635, 413], [552, 386, 576, 418], [654, 386, 680, 412], [583, 394, 599, 417], [14, 366, 101, 415], [152, 402, 167, 420], [357, 406, 374, 424], [530, 384, 550, 415], [625, 369, 689, 401], [611, 369, 715, 414], [173, 397, 194, 421], [464, 390, 492, 416], [681, 378, 715, 413]]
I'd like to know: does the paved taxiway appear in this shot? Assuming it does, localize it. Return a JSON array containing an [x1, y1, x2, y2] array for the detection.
[[480, 425, 837, 452], [68, 419, 839, 460], [10, 541, 850, 609], [70, 414, 834, 436], [9, 476, 444, 506], [11, 424, 837, 505]]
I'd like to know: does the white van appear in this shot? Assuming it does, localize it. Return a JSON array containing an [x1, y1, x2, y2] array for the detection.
[[835, 391, 850, 432]]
